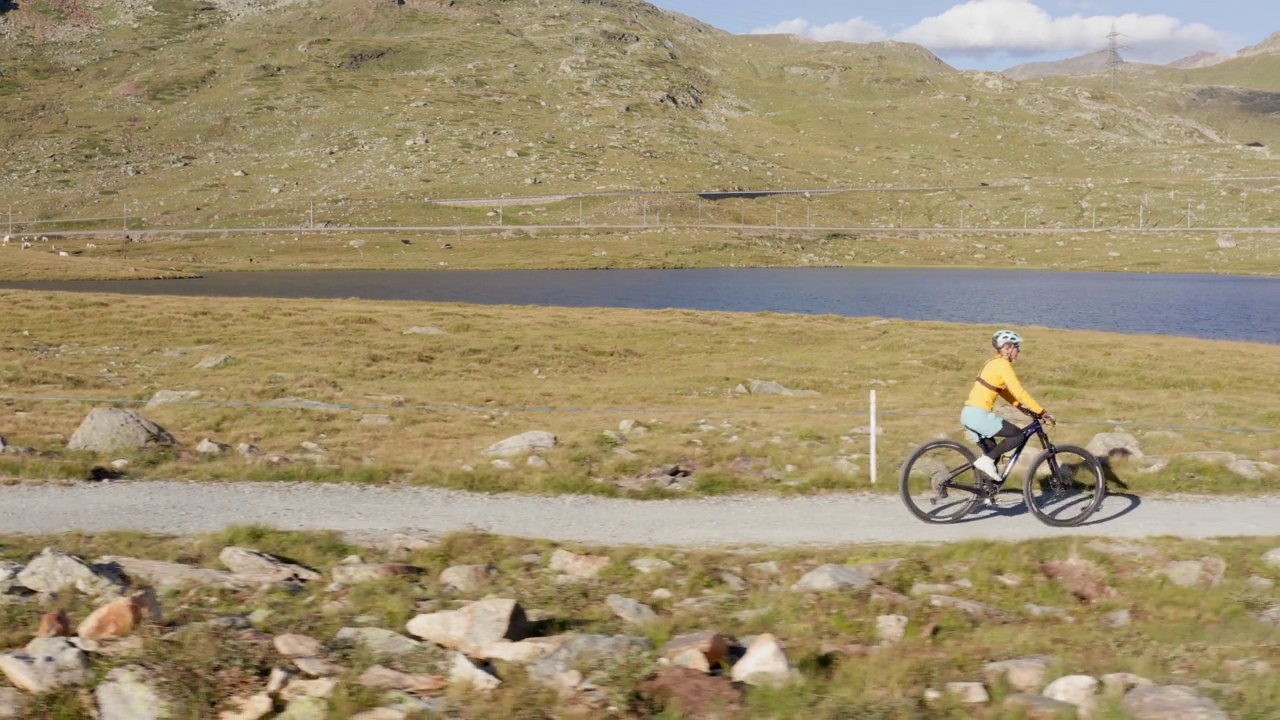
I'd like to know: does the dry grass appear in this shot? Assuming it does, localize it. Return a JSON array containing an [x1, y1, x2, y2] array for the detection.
[[0, 290, 1274, 495]]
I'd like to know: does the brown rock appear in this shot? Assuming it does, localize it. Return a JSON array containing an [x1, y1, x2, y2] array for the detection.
[[549, 549, 610, 578], [1042, 556, 1115, 603], [641, 666, 744, 719], [357, 665, 449, 694], [661, 632, 731, 667], [77, 596, 143, 640], [37, 610, 71, 638]]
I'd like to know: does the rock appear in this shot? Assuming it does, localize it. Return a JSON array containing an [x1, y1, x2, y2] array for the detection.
[[984, 657, 1054, 693], [95, 665, 169, 720], [278, 677, 337, 701], [219, 547, 321, 584], [330, 563, 422, 585], [745, 379, 820, 397], [450, 653, 501, 691], [18, 548, 128, 597], [730, 633, 798, 686], [196, 438, 229, 454], [472, 637, 565, 664], [0, 688, 22, 719], [910, 582, 958, 595], [1086, 431, 1143, 459], [875, 615, 908, 645], [218, 694, 273, 720], [1226, 459, 1267, 480], [78, 593, 150, 640], [945, 682, 989, 703], [100, 556, 246, 591], [193, 354, 234, 370], [357, 665, 448, 694], [483, 430, 557, 457], [1159, 557, 1226, 587], [1246, 575, 1275, 590], [1262, 547, 1280, 569], [1223, 658, 1271, 676], [237, 443, 262, 458], [549, 549, 610, 578], [440, 564, 497, 591], [1002, 693, 1076, 718], [405, 598, 530, 651], [1043, 674, 1099, 708], [274, 634, 326, 658], [293, 657, 342, 677], [661, 632, 730, 668], [1100, 672, 1154, 696], [144, 390, 201, 409], [402, 326, 446, 335], [1121, 685, 1228, 719], [278, 696, 327, 720], [67, 408, 176, 452], [606, 594, 658, 624], [791, 559, 901, 592], [629, 557, 674, 574], [334, 627, 422, 657], [527, 634, 651, 690], [1101, 609, 1131, 627], [928, 595, 1009, 620], [0, 637, 90, 692], [359, 414, 393, 427], [640, 667, 744, 718], [37, 610, 71, 638], [1041, 556, 1114, 602]]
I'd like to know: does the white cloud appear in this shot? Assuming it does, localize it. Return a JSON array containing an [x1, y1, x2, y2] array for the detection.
[[751, 0, 1228, 64], [750, 17, 888, 44]]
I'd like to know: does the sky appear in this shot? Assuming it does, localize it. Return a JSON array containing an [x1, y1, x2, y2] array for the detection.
[[646, 0, 1280, 70]]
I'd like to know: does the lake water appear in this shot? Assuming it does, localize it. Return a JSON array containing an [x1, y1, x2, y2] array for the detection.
[[2, 268, 1276, 344]]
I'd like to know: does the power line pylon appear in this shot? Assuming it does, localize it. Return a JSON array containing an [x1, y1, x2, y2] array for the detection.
[[1106, 22, 1129, 92]]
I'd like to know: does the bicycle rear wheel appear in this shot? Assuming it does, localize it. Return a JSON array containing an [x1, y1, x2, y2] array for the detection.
[[900, 440, 982, 524], [1023, 445, 1106, 527]]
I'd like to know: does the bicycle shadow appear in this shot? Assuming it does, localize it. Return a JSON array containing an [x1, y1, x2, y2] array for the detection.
[[955, 460, 1141, 526]]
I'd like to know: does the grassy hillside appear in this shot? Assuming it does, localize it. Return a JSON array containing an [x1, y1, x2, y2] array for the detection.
[[2, 0, 1278, 241]]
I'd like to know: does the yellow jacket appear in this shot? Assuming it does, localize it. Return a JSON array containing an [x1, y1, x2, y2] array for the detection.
[[965, 356, 1044, 414]]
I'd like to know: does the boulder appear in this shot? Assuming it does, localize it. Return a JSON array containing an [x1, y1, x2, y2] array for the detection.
[[77, 594, 150, 640], [1086, 431, 1143, 459], [193, 354, 234, 370], [483, 431, 556, 457], [333, 627, 422, 658], [729, 633, 799, 686], [1121, 685, 1227, 719], [928, 595, 1009, 620], [661, 632, 730, 668], [1100, 672, 1154, 696], [293, 657, 342, 677], [449, 653, 501, 691], [549, 549, 610, 578], [1227, 459, 1267, 480], [219, 547, 321, 584], [95, 666, 169, 720], [196, 439, 229, 454], [99, 556, 247, 591], [0, 637, 90, 692], [405, 598, 529, 651], [605, 594, 658, 624], [67, 408, 177, 452], [1043, 674, 1099, 708], [472, 637, 565, 664], [17, 548, 128, 597]]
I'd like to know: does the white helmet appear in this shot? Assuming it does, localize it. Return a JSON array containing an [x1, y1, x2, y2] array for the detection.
[[992, 329, 1023, 350]]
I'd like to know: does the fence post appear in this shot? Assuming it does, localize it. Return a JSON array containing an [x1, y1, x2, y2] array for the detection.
[[870, 389, 878, 485]]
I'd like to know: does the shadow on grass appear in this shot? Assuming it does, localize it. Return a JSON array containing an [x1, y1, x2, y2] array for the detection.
[[0, 0, 17, 15]]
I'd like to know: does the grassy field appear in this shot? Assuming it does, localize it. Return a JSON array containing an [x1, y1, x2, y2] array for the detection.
[[0, 289, 1274, 495], [1, 527, 1278, 717]]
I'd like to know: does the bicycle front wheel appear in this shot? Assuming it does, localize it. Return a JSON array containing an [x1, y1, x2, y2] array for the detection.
[[1023, 445, 1106, 527], [900, 440, 982, 524]]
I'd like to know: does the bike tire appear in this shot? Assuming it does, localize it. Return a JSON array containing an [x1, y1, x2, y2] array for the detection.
[[900, 440, 982, 524], [1023, 444, 1106, 527]]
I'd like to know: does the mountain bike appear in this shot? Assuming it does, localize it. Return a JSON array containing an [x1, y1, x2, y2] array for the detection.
[[899, 415, 1106, 527]]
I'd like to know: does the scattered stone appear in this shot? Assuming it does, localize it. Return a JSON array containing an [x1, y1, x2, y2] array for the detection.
[[78, 592, 155, 640], [483, 430, 556, 457], [1002, 693, 1076, 718], [197, 438, 230, 454], [1159, 557, 1226, 587], [95, 665, 169, 720], [790, 559, 901, 592], [359, 414, 393, 427], [0, 637, 90, 692], [37, 610, 71, 638], [274, 634, 326, 658], [928, 595, 1009, 620], [910, 582, 957, 595], [1246, 575, 1275, 591], [330, 563, 421, 585], [219, 547, 321, 584], [357, 665, 448, 694], [473, 637, 565, 664], [402, 326, 446, 336], [193, 354, 234, 370], [875, 615, 908, 645], [1043, 674, 1099, 708], [1121, 685, 1228, 719], [1024, 603, 1069, 619], [984, 657, 1054, 693], [606, 594, 658, 624], [334, 627, 422, 657], [449, 653, 501, 691], [944, 682, 990, 703], [144, 390, 201, 409], [100, 556, 246, 591], [405, 598, 529, 652], [527, 634, 651, 691], [1086, 431, 1143, 459], [1100, 672, 1154, 696], [278, 677, 337, 701], [629, 557, 673, 574], [440, 564, 497, 592], [661, 632, 730, 669], [745, 379, 820, 397], [549, 549, 610, 578], [237, 443, 262, 458], [1042, 556, 1114, 602], [17, 548, 128, 597], [293, 657, 342, 677], [67, 408, 177, 452], [730, 633, 799, 686], [1101, 609, 1132, 628]]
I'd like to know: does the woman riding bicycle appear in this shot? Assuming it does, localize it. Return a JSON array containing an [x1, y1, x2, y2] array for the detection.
[[961, 330, 1056, 481]]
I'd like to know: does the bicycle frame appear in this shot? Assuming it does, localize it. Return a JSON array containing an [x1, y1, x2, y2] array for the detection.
[[946, 419, 1054, 496]]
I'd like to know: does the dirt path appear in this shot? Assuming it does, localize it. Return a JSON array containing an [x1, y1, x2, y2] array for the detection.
[[2, 481, 1276, 547]]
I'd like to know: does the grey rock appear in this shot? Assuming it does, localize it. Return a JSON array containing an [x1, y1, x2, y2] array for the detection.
[[930, 595, 1010, 621], [67, 408, 177, 452], [875, 614, 908, 645], [97, 556, 246, 591], [0, 687, 21, 719], [605, 594, 658, 624], [791, 559, 901, 592], [1086, 431, 1143, 459], [629, 557, 673, 574], [17, 548, 128, 596], [483, 431, 557, 457], [527, 634, 651, 688], [1247, 575, 1275, 590], [1043, 674, 1099, 707], [1159, 557, 1225, 587], [334, 627, 422, 658], [439, 564, 496, 592], [0, 637, 90, 692], [219, 547, 321, 584], [406, 598, 529, 651], [96, 665, 169, 720], [1227, 459, 1267, 480], [402, 326, 446, 335], [196, 438, 229, 454], [746, 379, 820, 397], [943, 681, 989, 704], [1002, 693, 1075, 718], [193, 354, 234, 370], [144, 390, 201, 409], [984, 657, 1055, 693], [1121, 685, 1227, 719], [1101, 609, 1131, 627], [278, 696, 328, 720]]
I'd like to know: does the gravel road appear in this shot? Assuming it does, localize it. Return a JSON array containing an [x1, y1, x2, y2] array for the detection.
[[1, 481, 1276, 547]]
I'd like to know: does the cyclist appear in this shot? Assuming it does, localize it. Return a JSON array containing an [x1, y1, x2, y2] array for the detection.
[[960, 329, 1056, 482]]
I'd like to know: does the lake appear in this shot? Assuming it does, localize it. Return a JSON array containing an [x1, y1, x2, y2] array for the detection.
[[2, 268, 1276, 343]]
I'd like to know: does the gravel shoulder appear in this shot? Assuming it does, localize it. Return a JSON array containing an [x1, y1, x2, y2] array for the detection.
[[2, 481, 1278, 546]]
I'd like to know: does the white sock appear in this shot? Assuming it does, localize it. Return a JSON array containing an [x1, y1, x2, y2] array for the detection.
[[973, 455, 999, 479]]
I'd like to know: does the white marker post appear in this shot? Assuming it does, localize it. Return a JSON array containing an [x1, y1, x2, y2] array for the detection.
[[870, 389, 878, 485]]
